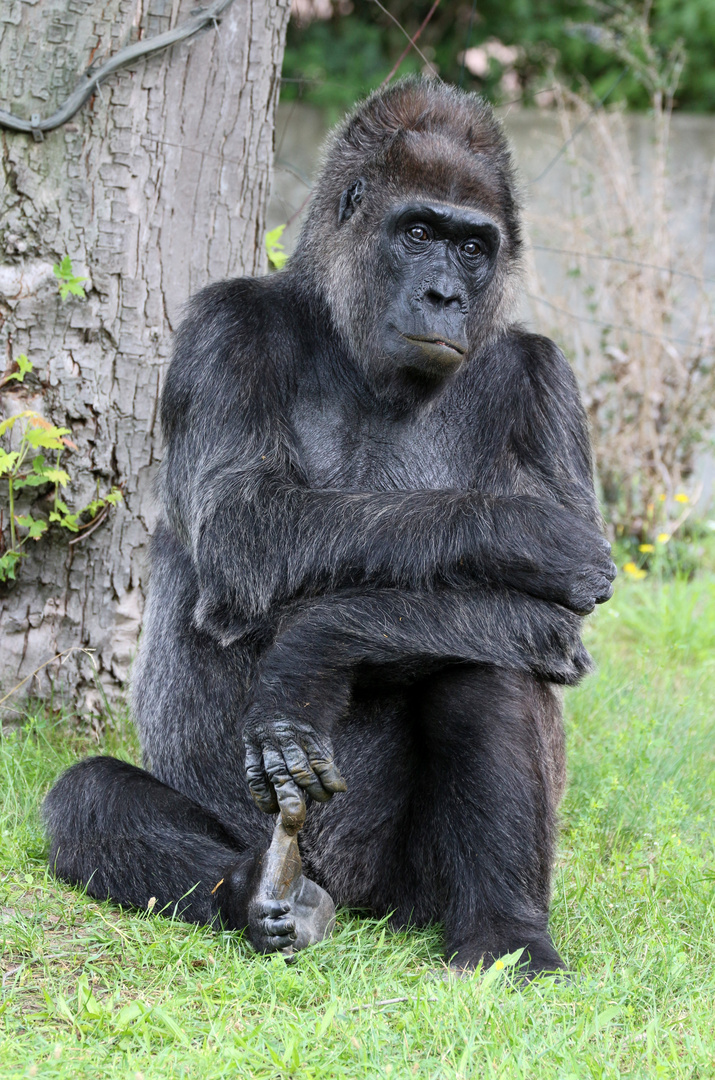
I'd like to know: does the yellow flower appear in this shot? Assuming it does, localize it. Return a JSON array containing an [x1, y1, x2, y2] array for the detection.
[[674, 493, 689, 504], [623, 562, 647, 579], [495, 960, 505, 970], [657, 533, 671, 544], [638, 543, 654, 553]]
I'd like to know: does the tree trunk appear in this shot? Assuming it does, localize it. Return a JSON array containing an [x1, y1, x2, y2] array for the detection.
[[0, 0, 290, 717]]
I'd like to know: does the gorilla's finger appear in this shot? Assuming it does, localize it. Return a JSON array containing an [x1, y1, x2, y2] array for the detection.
[[311, 757, 348, 793], [262, 748, 307, 833], [274, 779, 306, 834], [281, 741, 332, 802], [302, 734, 347, 793], [245, 746, 279, 814]]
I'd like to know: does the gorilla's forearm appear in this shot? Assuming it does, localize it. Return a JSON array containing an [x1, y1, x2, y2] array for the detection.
[[241, 584, 589, 827], [252, 584, 592, 716], [189, 482, 613, 640]]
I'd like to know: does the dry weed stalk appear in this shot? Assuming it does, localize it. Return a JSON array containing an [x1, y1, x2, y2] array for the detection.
[[528, 55, 715, 538]]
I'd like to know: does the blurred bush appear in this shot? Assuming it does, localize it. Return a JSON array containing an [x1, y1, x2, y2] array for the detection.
[[282, 0, 715, 114]]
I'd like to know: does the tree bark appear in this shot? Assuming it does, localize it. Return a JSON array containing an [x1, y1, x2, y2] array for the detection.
[[0, 0, 290, 716]]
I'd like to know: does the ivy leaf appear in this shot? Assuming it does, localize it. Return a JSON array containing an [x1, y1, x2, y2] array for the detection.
[[24, 427, 69, 451], [3, 354, 33, 384], [0, 550, 23, 582], [13, 474, 51, 490], [42, 468, 70, 486], [0, 411, 34, 437], [0, 449, 20, 476], [14, 515, 48, 540], [266, 224, 288, 270], [27, 519, 47, 539], [53, 256, 86, 301], [49, 510, 80, 532]]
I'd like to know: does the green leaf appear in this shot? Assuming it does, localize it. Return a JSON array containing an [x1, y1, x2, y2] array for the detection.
[[83, 498, 105, 519], [13, 474, 51, 489], [77, 975, 105, 1019], [31, 454, 46, 473], [266, 224, 288, 270], [41, 467, 70, 486], [0, 449, 19, 476], [4, 354, 33, 384], [0, 413, 28, 437], [56, 512, 80, 532], [0, 551, 23, 582], [114, 1000, 147, 1029], [15, 515, 48, 539], [53, 256, 86, 301], [54, 255, 73, 278], [24, 428, 68, 451], [28, 519, 48, 540]]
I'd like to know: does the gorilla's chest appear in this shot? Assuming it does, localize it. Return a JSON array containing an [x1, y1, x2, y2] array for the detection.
[[291, 400, 473, 492]]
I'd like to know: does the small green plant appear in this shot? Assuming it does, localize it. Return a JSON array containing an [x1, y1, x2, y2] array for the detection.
[[0, 357, 122, 583], [265, 225, 288, 270], [53, 255, 86, 301]]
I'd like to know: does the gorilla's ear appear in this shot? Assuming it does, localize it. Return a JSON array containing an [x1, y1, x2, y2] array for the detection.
[[338, 177, 366, 224]]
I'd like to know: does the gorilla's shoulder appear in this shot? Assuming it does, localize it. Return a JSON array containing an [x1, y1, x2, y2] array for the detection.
[[495, 326, 579, 399], [501, 326, 570, 370], [178, 275, 292, 354], [161, 275, 295, 432]]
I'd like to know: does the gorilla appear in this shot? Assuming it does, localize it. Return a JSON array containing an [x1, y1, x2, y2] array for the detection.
[[44, 78, 615, 978]]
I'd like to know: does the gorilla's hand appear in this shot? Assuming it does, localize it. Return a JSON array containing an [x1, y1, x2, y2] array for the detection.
[[497, 501, 617, 615], [243, 717, 347, 833], [521, 601, 594, 684]]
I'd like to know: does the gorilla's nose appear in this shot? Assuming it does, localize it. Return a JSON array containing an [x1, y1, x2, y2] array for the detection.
[[421, 279, 464, 311]]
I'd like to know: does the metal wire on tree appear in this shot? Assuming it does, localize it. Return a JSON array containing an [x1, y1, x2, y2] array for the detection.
[[0, 0, 237, 141]]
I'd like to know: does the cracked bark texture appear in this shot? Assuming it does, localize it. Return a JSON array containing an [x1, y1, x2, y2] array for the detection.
[[0, 0, 290, 714]]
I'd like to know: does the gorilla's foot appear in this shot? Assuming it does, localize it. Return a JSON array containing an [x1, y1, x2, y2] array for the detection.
[[449, 929, 566, 983], [247, 819, 335, 956]]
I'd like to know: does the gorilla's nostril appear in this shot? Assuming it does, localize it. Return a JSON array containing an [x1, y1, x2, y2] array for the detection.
[[424, 288, 462, 309]]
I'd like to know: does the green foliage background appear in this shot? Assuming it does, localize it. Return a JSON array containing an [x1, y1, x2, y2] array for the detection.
[[282, 0, 715, 116]]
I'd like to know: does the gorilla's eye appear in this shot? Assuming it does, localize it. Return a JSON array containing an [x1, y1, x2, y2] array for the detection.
[[406, 225, 430, 242], [462, 239, 485, 258]]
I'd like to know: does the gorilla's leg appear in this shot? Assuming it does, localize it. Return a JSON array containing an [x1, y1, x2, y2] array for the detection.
[[243, 591, 571, 974], [413, 665, 566, 977], [44, 757, 256, 924], [43, 757, 331, 952], [43, 530, 336, 953]]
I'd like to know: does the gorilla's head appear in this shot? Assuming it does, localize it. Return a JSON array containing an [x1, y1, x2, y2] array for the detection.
[[291, 78, 522, 399]]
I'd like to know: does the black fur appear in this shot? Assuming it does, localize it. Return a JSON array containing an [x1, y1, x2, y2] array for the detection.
[[43, 79, 615, 977]]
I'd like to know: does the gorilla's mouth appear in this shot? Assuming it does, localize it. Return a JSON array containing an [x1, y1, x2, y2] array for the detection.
[[400, 334, 467, 373], [402, 334, 466, 356]]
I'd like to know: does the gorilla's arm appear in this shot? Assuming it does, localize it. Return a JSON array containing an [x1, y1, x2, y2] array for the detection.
[[242, 583, 590, 828], [160, 284, 614, 644]]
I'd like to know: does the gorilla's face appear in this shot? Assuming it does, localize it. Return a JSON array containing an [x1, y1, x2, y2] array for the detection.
[[379, 201, 501, 382]]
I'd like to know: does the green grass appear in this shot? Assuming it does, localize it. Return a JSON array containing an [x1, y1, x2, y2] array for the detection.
[[1, 574, 714, 1078]]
